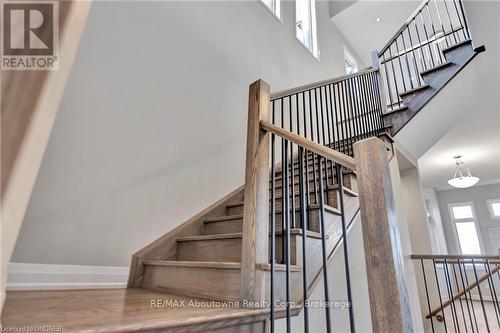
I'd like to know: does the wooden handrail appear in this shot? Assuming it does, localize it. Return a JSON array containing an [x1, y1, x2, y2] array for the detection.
[[378, 0, 430, 55], [259, 120, 357, 171], [411, 254, 500, 261], [269, 67, 377, 100], [425, 264, 500, 319]]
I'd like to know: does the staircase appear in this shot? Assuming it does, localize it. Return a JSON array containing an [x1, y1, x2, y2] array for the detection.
[[130, 153, 361, 304], [126, 1, 484, 332], [1, 0, 484, 332]]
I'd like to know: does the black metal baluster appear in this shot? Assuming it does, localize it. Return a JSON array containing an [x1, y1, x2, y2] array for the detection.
[[462, 259, 480, 332], [452, 262, 469, 332], [405, 27, 421, 87], [284, 138, 291, 333], [414, 17, 428, 70], [457, 259, 476, 333], [345, 80, 357, 155], [318, 157, 332, 333], [299, 146, 309, 333], [318, 87, 329, 188], [421, 260, 436, 332], [309, 90, 318, 204], [303, 92, 311, 208], [443, 259, 460, 332], [420, 9, 436, 68], [314, 88, 323, 203], [433, 0, 450, 48], [288, 96, 296, 229], [426, 3, 445, 63], [337, 164, 355, 332], [432, 258, 449, 331], [331, 84, 341, 151], [393, 39, 408, 95], [443, 0, 458, 44], [471, 258, 490, 332], [361, 74, 372, 138], [280, 100, 287, 268], [270, 103, 276, 333], [484, 260, 500, 327], [399, 33, 415, 90], [457, 0, 471, 39], [381, 54, 395, 110], [451, 0, 467, 40], [352, 76, 364, 140], [363, 73, 376, 136], [371, 72, 385, 132], [338, 82, 348, 155], [324, 85, 335, 185]]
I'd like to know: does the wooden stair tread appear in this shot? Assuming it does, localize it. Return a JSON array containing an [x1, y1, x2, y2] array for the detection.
[[327, 184, 358, 197], [384, 105, 408, 115], [226, 201, 342, 215], [143, 260, 241, 269], [419, 61, 454, 76], [441, 38, 472, 53], [204, 214, 243, 223], [399, 83, 431, 97], [177, 228, 327, 242], [177, 233, 242, 242]]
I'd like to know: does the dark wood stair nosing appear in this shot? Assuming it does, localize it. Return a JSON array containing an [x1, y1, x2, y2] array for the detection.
[[441, 38, 472, 54], [383, 105, 408, 116], [399, 84, 431, 98], [419, 61, 454, 76], [142, 260, 242, 269]]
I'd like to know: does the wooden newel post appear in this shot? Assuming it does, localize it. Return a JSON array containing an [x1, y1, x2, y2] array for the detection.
[[240, 79, 271, 302], [353, 137, 413, 333]]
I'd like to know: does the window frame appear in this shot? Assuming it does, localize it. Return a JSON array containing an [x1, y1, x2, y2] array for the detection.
[[487, 199, 500, 220], [258, 0, 283, 23], [294, 0, 320, 60], [447, 202, 485, 255], [344, 47, 358, 75]]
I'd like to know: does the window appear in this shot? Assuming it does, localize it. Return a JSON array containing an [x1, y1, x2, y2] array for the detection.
[[487, 199, 500, 219], [296, 0, 318, 58], [259, 0, 281, 20], [344, 48, 358, 74], [448, 202, 482, 255]]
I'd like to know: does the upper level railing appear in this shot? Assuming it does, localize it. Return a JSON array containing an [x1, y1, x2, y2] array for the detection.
[[269, 68, 386, 158], [377, 0, 471, 111], [411, 254, 500, 332]]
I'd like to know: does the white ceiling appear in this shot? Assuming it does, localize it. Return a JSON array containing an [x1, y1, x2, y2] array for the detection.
[[331, 1, 421, 64], [332, 1, 500, 189]]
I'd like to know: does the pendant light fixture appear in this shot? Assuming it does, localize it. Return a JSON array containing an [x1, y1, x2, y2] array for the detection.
[[447, 156, 480, 188]]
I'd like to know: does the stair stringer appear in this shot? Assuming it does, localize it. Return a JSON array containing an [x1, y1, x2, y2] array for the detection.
[[127, 185, 245, 288], [383, 40, 484, 139]]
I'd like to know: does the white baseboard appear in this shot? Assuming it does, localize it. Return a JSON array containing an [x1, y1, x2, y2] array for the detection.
[[7, 263, 129, 290]]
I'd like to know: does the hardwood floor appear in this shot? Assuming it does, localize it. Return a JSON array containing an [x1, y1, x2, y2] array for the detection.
[[440, 300, 500, 332], [1, 288, 269, 333]]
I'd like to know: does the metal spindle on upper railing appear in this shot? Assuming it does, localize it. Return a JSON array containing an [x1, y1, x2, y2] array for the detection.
[[378, 0, 471, 112], [411, 254, 500, 332]]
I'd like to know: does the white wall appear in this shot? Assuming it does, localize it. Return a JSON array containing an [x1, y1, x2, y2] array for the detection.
[[423, 188, 448, 254], [437, 183, 500, 255], [11, 1, 364, 267]]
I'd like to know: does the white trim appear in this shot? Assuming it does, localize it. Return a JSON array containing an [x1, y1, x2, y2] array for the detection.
[[7, 263, 129, 291], [447, 202, 486, 255], [487, 199, 500, 220], [257, 0, 283, 24], [294, 0, 320, 61]]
